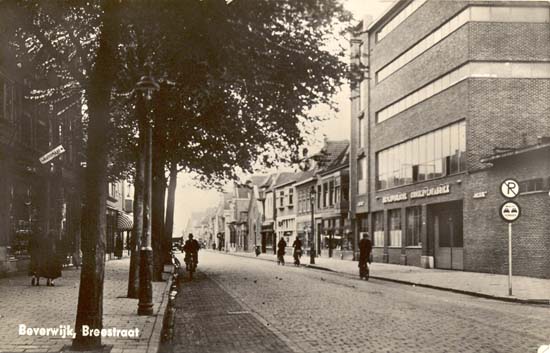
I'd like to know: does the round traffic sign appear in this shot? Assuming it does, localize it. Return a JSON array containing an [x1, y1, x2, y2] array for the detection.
[[500, 179, 519, 199], [500, 201, 521, 222]]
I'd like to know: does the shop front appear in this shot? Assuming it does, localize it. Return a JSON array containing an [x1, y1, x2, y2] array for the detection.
[[261, 222, 274, 254], [371, 180, 464, 269], [429, 200, 463, 270]]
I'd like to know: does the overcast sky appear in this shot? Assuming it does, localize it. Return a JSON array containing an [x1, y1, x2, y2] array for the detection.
[[173, 0, 395, 236]]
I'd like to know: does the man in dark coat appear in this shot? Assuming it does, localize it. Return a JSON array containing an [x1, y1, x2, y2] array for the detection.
[[277, 237, 287, 266], [37, 230, 63, 286], [183, 233, 200, 270], [358, 232, 372, 280], [292, 236, 302, 266], [29, 226, 43, 286]]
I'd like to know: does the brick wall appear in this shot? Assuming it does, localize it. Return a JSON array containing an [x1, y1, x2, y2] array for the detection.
[[372, 27, 469, 111], [464, 153, 550, 278], [370, 0, 468, 73], [470, 22, 550, 62], [468, 79, 550, 171]]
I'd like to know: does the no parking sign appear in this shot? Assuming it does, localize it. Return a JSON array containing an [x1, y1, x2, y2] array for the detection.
[[499, 180, 521, 297]]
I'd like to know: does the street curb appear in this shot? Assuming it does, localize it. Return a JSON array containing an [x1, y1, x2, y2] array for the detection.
[[219, 251, 550, 306], [146, 276, 173, 353]]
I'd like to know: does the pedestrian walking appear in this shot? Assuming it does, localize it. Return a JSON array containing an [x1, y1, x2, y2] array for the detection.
[[29, 226, 43, 286], [277, 237, 286, 265], [114, 233, 123, 259], [292, 236, 302, 266], [31, 230, 62, 286], [212, 242, 216, 251], [358, 232, 372, 280]]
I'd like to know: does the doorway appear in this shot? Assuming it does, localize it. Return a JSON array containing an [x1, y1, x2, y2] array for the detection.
[[430, 200, 463, 270]]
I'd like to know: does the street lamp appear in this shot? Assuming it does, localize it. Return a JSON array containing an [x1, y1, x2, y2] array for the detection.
[[136, 74, 159, 316], [309, 186, 316, 265]]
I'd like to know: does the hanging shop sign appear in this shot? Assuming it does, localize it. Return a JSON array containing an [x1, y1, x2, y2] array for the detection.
[[39, 145, 65, 164], [382, 184, 451, 204]]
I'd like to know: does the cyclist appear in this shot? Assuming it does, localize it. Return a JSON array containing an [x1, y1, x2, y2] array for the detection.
[[183, 233, 200, 273]]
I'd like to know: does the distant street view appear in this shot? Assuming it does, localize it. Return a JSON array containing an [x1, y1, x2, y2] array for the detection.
[[1, 0, 550, 352]]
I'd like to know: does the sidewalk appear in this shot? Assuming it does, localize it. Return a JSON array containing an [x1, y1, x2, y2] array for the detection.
[[218, 250, 550, 305], [0, 258, 171, 353]]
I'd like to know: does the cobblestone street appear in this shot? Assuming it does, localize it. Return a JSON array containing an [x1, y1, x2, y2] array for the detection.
[[0, 258, 168, 353], [166, 251, 550, 353]]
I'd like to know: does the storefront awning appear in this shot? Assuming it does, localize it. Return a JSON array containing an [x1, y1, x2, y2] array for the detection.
[[117, 212, 133, 231]]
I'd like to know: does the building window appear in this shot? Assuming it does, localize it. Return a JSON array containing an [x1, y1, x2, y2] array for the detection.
[[358, 157, 367, 195], [389, 209, 401, 247], [323, 183, 328, 207], [279, 191, 284, 207], [329, 181, 334, 206], [358, 115, 364, 148], [376, 120, 466, 190], [373, 212, 384, 247], [288, 188, 293, 206], [359, 81, 368, 113], [519, 178, 544, 193], [406, 206, 421, 246], [317, 185, 323, 209], [334, 179, 341, 205]]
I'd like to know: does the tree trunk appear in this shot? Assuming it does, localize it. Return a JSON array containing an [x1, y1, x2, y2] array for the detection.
[[151, 125, 166, 281], [128, 95, 146, 298], [72, 1, 120, 350], [164, 161, 178, 254]]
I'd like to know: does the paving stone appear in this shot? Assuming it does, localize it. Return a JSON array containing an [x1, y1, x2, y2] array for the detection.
[[177, 251, 550, 353], [0, 258, 168, 353]]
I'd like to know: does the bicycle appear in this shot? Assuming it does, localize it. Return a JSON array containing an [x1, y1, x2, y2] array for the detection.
[[184, 252, 198, 280]]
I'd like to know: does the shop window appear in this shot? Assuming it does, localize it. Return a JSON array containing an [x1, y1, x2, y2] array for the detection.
[[389, 209, 402, 247], [373, 212, 384, 247], [406, 207, 422, 246], [519, 178, 544, 193]]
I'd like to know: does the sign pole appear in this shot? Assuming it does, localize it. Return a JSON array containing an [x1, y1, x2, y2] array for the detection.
[[508, 222, 512, 296]]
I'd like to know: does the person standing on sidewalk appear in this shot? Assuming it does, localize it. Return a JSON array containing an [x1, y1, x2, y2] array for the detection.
[[358, 232, 372, 280], [29, 226, 43, 286], [292, 236, 302, 266], [42, 230, 63, 286], [277, 237, 287, 266]]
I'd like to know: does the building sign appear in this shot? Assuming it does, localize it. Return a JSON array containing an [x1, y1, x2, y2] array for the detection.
[[382, 184, 451, 204], [473, 191, 487, 199], [410, 184, 450, 199], [382, 193, 408, 204]]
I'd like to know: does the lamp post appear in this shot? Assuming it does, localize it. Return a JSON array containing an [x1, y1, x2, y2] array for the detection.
[[136, 74, 159, 316], [309, 186, 316, 265]]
